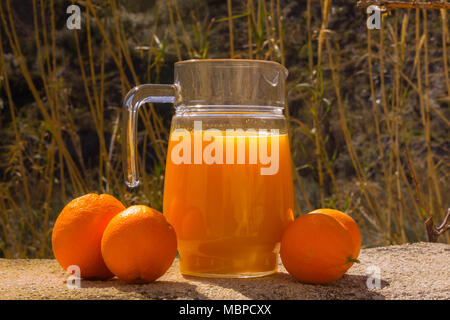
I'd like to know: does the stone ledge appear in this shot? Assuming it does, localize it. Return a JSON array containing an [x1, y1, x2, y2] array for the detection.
[[0, 242, 448, 300]]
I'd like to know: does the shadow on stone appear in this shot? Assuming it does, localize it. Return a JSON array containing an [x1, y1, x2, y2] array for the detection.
[[330, 274, 389, 299], [81, 278, 208, 300], [183, 272, 388, 300]]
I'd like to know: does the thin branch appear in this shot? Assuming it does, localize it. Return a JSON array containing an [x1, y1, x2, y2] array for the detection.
[[425, 209, 450, 242], [357, 1, 450, 9], [436, 209, 450, 234]]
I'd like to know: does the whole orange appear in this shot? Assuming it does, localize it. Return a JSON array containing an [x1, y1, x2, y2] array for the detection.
[[101, 205, 177, 283], [52, 193, 126, 279], [310, 208, 362, 257], [280, 213, 359, 284]]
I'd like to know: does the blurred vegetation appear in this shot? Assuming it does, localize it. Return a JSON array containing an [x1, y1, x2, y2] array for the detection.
[[0, 0, 448, 258]]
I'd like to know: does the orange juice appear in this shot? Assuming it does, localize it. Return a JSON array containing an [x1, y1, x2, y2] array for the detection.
[[163, 129, 294, 277]]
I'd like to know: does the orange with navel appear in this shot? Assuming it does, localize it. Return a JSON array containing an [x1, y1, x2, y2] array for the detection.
[[52, 193, 126, 279], [101, 205, 177, 283], [280, 212, 360, 284]]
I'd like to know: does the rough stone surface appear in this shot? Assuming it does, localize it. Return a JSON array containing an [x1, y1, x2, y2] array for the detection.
[[0, 242, 448, 300]]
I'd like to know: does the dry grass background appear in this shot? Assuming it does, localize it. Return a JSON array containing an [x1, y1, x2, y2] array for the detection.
[[0, 0, 448, 258]]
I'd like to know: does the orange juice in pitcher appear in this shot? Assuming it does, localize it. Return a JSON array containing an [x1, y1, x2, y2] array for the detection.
[[164, 126, 293, 277], [123, 60, 294, 278]]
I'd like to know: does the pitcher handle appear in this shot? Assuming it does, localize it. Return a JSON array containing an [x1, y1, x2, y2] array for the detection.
[[122, 84, 177, 188]]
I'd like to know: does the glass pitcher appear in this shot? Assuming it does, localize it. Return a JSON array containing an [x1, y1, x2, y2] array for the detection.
[[123, 59, 294, 278]]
